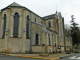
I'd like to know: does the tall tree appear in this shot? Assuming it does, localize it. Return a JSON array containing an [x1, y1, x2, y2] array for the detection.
[[70, 15, 79, 46]]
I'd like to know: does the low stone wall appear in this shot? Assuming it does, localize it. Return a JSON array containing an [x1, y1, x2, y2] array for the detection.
[[7, 38, 22, 53], [32, 45, 54, 53], [0, 38, 30, 53], [32, 46, 42, 53], [0, 39, 5, 52]]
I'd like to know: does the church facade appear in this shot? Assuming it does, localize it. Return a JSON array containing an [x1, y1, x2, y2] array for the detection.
[[0, 2, 65, 53]]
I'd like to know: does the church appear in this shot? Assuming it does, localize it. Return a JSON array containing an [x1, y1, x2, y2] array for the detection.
[[0, 2, 65, 53]]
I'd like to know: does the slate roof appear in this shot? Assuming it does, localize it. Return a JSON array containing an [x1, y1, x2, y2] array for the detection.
[[1, 2, 57, 20], [1, 2, 42, 18], [42, 14, 56, 20], [46, 28, 57, 34], [1, 2, 25, 11], [8, 2, 24, 7]]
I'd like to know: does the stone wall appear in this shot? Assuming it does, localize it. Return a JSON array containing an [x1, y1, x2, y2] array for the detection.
[[32, 46, 42, 52], [7, 38, 22, 53], [0, 39, 5, 52]]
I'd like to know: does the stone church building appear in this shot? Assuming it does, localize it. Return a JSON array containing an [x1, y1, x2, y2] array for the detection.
[[0, 2, 65, 53]]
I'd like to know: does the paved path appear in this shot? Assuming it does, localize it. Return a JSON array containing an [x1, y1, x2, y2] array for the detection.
[[58, 53, 80, 60], [0, 54, 44, 60]]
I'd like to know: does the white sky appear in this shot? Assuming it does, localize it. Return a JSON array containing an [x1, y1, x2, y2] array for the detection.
[[0, 0, 80, 26]]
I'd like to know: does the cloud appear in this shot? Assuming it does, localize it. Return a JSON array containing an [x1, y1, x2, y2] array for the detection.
[[0, 0, 80, 26]]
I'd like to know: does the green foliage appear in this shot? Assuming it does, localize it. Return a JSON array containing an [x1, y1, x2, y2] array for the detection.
[[39, 52, 49, 54], [70, 15, 80, 46], [71, 27, 80, 45], [66, 50, 71, 54], [79, 50, 80, 53]]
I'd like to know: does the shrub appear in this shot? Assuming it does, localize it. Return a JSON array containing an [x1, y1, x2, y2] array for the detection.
[[66, 50, 71, 54]]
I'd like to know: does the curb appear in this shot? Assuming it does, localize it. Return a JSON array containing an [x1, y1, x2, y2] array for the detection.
[[0, 53, 75, 60], [5, 54, 60, 59], [59, 56, 69, 59], [0, 53, 60, 59]]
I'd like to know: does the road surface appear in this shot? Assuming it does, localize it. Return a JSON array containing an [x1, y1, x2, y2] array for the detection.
[[0, 54, 44, 60], [58, 53, 80, 60]]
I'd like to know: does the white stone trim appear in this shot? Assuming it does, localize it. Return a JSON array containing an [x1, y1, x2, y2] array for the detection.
[[13, 11, 20, 16], [12, 17, 14, 37], [18, 17, 20, 37], [39, 36, 40, 45], [1, 18, 4, 38], [34, 34, 35, 45], [47, 33, 48, 45], [50, 32, 52, 45]]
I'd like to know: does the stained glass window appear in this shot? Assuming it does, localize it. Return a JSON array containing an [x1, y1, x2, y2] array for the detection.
[[2, 14, 6, 38], [26, 16, 29, 38], [13, 13, 19, 37]]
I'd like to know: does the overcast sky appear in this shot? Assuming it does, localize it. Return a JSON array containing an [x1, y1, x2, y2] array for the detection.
[[0, 0, 80, 26]]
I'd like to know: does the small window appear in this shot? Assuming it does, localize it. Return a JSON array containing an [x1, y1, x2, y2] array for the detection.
[[48, 34, 51, 45], [41, 21, 43, 24], [35, 33, 39, 45], [35, 18, 36, 23], [48, 22, 51, 27], [26, 15, 29, 38]]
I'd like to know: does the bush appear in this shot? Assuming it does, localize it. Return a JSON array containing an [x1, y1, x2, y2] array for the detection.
[[66, 50, 71, 54], [75, 50, 79, 53], [39, 52, 49, 54], [25, 50, 30, 54], [59, 51, 61, 53]]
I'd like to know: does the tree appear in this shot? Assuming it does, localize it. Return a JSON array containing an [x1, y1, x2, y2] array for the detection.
[[70, 15, 80, 46]]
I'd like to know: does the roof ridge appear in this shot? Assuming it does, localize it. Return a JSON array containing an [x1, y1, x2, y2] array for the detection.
[[8, 2, 24, 7], [42, 14, 56, 18]]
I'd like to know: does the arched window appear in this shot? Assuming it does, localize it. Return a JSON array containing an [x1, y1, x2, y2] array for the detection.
[[48, 34, 51, 45], [26, 15, 29, 38], [13, 12, 19, 37], [48, 22, 51, 27], [35, 33, 39, 45], [2, 14, 6, 38]]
